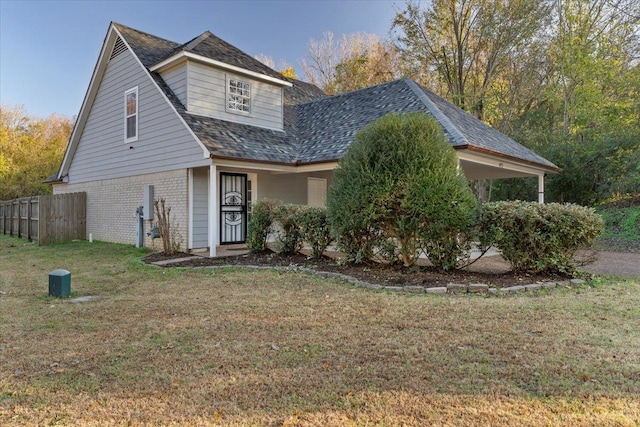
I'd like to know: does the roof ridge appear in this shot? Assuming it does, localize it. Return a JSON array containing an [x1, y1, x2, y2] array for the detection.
[[154, 31, 211, 63], [111, 22, 179, 46], [403, 79, 469, 147], [182, 31, 213, 51], [295, 78, 406, 108], [201, 31, 283, 75]]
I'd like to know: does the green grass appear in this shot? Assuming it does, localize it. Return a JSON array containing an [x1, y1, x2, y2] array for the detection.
[[0, 234, 639, 426]]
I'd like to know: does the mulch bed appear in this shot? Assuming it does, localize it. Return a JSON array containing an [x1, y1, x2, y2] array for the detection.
[[143, 250, 571, 289]]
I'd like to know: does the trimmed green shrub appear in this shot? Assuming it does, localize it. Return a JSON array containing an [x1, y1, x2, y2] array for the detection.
[[327, 112, 477, 269], [272, 204, 303, 254], [246, 199, 277, 253], [479, 201, 604, 274], [247, 201, 332, 258], [295, 206, 332, 258]]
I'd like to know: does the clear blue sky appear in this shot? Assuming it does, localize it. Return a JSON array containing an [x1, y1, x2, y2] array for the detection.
[[0, 0, 402, 119]]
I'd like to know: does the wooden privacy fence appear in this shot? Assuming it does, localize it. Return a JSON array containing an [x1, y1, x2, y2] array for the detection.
[[0, 192, 86, 245]]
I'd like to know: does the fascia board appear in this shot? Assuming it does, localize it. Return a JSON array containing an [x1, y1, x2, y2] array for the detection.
[[58, 23, 119, 178], [151, 51, 293, 87]]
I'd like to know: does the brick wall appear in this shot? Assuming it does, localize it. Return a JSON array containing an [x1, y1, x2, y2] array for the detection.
[[52, 169, 189, 250]]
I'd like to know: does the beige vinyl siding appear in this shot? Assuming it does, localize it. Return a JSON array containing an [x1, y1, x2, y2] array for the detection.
[[254, 170, 333, 204], [187, 61, 283, 130], [307, 177, 327, 207], [67, 47, 209, 184], [160, 62, 188, 107], [191, 167, 209, 248]]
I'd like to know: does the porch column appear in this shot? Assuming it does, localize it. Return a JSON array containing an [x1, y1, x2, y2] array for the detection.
[[209, 164, 218, 257], [188, 169, 194, 250], [538, 174, 545, 204]]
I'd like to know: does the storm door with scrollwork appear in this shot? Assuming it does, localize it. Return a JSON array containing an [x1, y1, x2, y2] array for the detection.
[[220, 173, 247, 244]]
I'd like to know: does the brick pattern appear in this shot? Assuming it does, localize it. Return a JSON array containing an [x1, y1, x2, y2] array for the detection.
[[53, 169, 189, 249]]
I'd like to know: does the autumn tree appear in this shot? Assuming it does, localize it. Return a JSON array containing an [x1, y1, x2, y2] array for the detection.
[[0, 106, 72, 200], [393, 0, 550, 120], [300, 32, 402, 94], [393, 0, 640, 204], [254, 54, 298, 79], [502, 0, 640, 204]]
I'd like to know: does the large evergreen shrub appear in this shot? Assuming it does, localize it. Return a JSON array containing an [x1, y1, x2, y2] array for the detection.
[[479, 201, 604, 274], [326, 112, 477, 269]]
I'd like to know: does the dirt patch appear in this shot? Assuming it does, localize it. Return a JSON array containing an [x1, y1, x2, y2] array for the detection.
[[143, 250, 570, 288]]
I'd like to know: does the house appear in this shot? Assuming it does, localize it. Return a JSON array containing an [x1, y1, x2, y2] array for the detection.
[[51, 22, 559, 256]]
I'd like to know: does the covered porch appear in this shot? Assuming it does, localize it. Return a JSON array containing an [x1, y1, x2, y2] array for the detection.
[[456, 148, 549, 204], [189, 147, 554, 257], [189, 160, 337, 257]]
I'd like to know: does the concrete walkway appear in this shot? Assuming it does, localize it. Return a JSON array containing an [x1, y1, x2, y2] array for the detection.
[[579, 251, 640, 278]]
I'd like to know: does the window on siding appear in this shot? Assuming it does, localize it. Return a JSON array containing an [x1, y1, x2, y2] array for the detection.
[[227, 78, 251, 113], [125, 87, 138, 142]]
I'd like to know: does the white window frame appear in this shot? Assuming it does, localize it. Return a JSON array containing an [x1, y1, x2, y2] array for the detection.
[[124, 86, 139, 143], [226, 76, 251, 115]]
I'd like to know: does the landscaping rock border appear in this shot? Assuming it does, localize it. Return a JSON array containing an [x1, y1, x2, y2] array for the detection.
[[153, 260, 589, 296]]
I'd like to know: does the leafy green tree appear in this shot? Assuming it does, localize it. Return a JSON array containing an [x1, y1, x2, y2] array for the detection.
[[327, 112, 477, 269], [393, 0, 550, 120], [0, 106, 72, 200]]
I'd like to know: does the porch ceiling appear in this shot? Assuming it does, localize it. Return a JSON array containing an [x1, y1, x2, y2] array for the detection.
[[456, 149, 555, 180], [211, 149, 554, 180], [460, 159, 537, 179]]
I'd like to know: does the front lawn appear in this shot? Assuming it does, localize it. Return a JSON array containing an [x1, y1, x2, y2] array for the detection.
[[1, 235, 639, 426]]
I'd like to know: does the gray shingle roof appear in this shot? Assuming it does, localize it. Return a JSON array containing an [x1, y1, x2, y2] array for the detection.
[[295, 79, 430, 163], [165, 31, 286, 82], [116, 24, 558, 171], [414, 82, 558, 169], [114, 23, 179, 67]]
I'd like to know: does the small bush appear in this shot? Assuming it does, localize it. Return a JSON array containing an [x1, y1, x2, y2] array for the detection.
[[247, 201, 332, 257], [246, 199, 277, 253], [272, 204, 303, 254], [296, 206, 332, 258], [154, 198, 182, 255], [479, 201, 604, 274]]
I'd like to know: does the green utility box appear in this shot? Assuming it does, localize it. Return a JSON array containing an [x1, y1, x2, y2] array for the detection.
[[49, 269, 71, 297]]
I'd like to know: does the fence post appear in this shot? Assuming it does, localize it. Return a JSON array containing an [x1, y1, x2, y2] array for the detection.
[[27, 197, 32, 241], [12, 200, 18, 237], [0, 202, 4, 234], [38, 195, 47, 246]]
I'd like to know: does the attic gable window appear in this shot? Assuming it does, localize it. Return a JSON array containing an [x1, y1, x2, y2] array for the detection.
[[227, 78, 251, 113], [124, 87, 138, 142]]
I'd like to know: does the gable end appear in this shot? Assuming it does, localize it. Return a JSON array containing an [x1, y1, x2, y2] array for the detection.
[[110, 36, 128, 61]]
